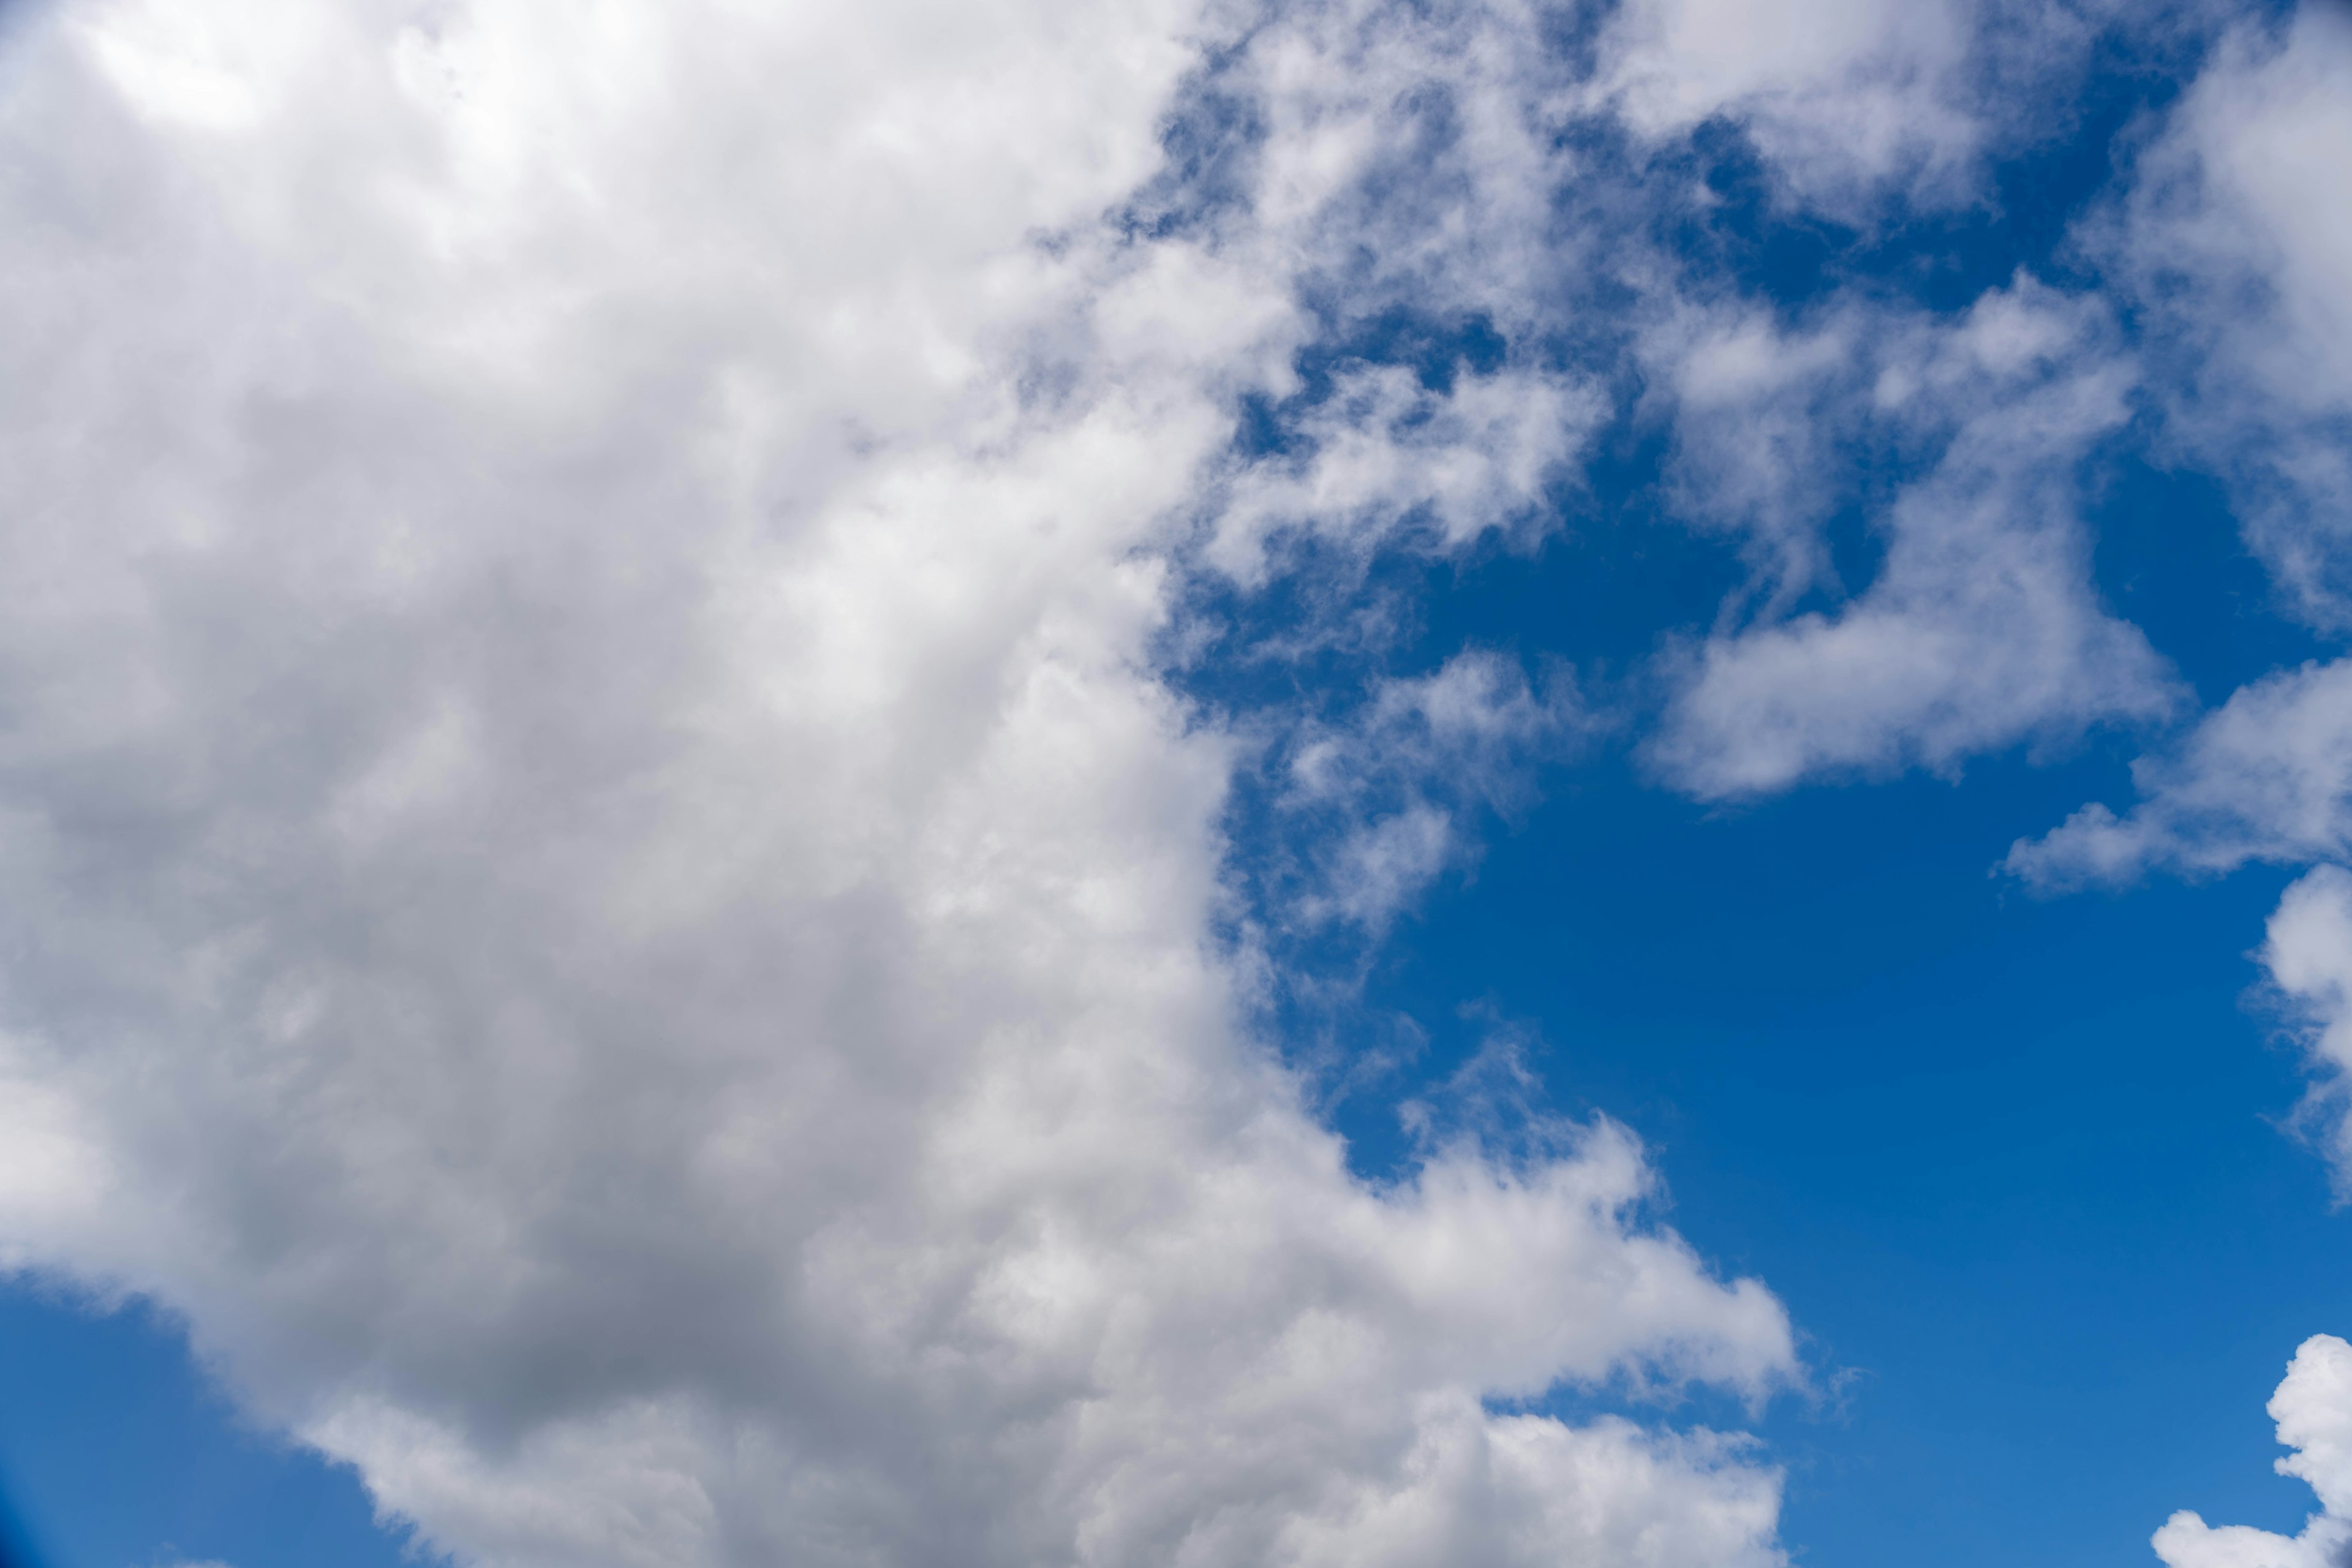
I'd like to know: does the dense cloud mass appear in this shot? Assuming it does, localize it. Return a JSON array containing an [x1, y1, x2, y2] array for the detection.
[[7, 0, 2352, 1562]]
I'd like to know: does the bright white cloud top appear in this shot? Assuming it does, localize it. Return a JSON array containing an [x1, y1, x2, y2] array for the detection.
[[1, 0, 2350, 1564]]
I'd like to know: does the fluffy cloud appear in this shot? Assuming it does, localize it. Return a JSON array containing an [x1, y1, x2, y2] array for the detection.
[[2008, 660, 2352, 888], [0, 2, 1800, 1567], [1590, 0, 1977, 201], [15, 0, 2291, 1559], [1210, 364, 1602, 582], [2154, 1334, 2352, 1568], [1648, 281, 2179, 798], [2258, 867, 2352, 1189], [2109, 2, 2352, 630]]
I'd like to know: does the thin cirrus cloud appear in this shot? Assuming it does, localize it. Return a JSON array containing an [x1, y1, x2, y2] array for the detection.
[[1275, 649, 1591, 935]]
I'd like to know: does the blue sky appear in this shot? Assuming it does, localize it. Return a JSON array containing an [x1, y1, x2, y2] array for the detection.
[[3, 2, 2352, 1566]]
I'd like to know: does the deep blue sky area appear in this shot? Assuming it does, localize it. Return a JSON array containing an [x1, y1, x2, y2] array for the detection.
[[1368, 750, 2337, 1567], [2, 4, 2345, 1567], [0, 1292, 413, 1568]]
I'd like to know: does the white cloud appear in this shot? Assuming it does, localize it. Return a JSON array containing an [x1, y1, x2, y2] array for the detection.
[[0, 2, 1800, 1566], [1644, 308, 1862, 607], [2007, 659, 2352, 889], [2258, 867, 2352, 1191], [2258, 870, 2352, 1189], [1589, 0, 1978, 204], [1280, 650, 1588, 932], [2109, 2, 2352, 629], [1183, 0, 1622, 589], [2155, 1334, 2352, 1568], [1648, 280, 2179, 798], [1210, 1, 2195, 817], [1211, 364, 1602, 582], [2000, 678, 2352, 1221]]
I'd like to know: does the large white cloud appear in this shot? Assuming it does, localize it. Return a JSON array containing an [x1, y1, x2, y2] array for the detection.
[[0, 2, 1806, 1566]]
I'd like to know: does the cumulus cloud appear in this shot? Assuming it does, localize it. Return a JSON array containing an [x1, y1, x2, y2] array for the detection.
[[2008, 660, 2352, 888], [0, 2, 1806, 1566], [2155, 1334, 2352, 1568], [1590, 0, 1978, 201], [2256, 867, 2352, 1191], [1210, 364, 1602, 582], [1992, 9, 2352, 1242], [1648, 279, 2179, 798], [2108, 2, 2352, 630], [1206, 0, 2194, 813]]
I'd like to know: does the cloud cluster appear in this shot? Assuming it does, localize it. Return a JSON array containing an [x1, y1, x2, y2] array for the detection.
[[2005, 7, 2352, 1202], [2109, 1, 2352, 630], [12, 0, 2336, 1561], [0, 1, 1814, 1565], [1647, 279, 2179, 797]]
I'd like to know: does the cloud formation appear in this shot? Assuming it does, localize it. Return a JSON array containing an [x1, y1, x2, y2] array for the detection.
[[1648, 280, 2178, 798], [2010, 660, 2352, 889], [1592, 0, 1976, 203], [12, 0, 2334, 1562], [2109, 1, 2352, 630], [2260, 867, 2352, 1190], [0, 2, 1809, 1565]]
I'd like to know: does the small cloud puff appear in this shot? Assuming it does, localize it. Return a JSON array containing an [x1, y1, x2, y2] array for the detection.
[[2155, 1335, 2352, 1568], [2008, 660, 2352, 890]]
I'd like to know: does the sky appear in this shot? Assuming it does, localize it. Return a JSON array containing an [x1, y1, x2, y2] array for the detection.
[[0, 1, 2350, 1566]]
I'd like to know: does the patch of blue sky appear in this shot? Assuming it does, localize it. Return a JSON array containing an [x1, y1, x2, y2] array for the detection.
[[0, 1292, 416, 1568], [1378, 753, 2339, 1564]]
